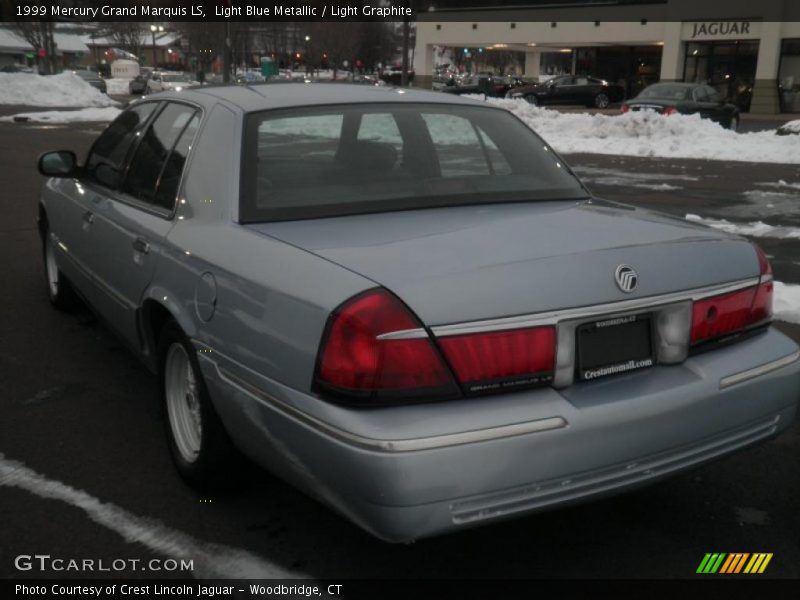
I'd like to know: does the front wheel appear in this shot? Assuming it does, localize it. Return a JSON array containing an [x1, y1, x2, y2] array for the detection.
[[524, 94, 539, 106], [43, 229, 78, 310], [159, 321, 242, 490]]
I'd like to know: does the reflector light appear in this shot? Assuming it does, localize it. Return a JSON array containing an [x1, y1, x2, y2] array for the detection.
[[438, 327, 556, 391]]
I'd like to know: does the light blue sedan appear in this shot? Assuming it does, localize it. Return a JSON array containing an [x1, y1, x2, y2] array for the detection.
[[37, 84, 799, 542]]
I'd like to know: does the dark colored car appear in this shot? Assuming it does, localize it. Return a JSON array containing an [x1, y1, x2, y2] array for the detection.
[[442, 74, 534, 98], [129, 68, 153, 95], [622, 82, 740, 130], [73, 69, 107, 94], [507, 75, 625, 108]]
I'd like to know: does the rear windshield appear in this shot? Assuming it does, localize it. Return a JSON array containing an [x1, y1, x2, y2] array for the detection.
[[638, 84, 691, 100], [240, 103, 587, 222]]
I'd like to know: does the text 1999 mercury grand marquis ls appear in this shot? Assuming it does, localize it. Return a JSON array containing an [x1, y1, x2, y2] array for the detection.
[[37, 84, 799, 542]]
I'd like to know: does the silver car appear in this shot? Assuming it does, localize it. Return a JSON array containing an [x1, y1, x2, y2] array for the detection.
[[37, 85, 799, 542]]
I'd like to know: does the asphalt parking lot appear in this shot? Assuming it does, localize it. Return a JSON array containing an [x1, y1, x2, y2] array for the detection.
[[0, 118, 798, 580]]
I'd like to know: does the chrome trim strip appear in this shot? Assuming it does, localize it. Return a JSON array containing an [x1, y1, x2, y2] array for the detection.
[[197, 353, 567, 452], [432, 278, 760, 337], [719, 351, 800, 389], [376, 328, 428, 340]]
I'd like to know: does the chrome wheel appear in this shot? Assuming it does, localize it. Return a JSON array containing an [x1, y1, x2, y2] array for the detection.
[[45, 235, 59, 299], [595, 93, 610, 108], [730, 117, 739, 132], [165, 343, 203, 463], [525, 94, 538, 106]]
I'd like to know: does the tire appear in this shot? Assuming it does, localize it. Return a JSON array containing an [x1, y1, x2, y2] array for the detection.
[[42, 227, 78, 311], [158, 320, 242, 490], [729, 116, 739, 132], [593, 93, 610, 109], [524, 94, 539, 106]]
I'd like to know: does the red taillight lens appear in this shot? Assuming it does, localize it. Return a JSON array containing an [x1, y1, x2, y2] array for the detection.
[[663, 106, 678, 116], [690, 244, 774, 345], [315, 290, 458, 400], [621, 103, 630, 113], [438, 327, 556, 394]]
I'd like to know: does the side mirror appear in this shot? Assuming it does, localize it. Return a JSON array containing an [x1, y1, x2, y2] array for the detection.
[[38, 150, 77, 177]]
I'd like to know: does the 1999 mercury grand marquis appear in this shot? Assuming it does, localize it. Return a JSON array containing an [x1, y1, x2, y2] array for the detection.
[[37, 84, 799, 542]]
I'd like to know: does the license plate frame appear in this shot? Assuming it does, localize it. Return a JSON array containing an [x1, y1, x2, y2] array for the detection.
[[576, 313, 655, 381]]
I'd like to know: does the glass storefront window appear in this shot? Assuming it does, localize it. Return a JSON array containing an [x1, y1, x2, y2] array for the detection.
[[779, 39, 800, 113], [683, 41, 758, 112]]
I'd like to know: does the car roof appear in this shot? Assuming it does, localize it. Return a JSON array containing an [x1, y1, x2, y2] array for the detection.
[[158, 82, 487, 113]]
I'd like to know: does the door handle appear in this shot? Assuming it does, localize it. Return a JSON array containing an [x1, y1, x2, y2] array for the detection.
[[82, 211, 94, 225], [132, 238, 150, 255]]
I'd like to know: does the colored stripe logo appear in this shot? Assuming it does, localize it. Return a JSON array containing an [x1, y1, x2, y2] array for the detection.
[[697, 553, 773, 574]]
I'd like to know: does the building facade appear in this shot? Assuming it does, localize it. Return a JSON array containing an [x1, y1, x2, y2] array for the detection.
[[415, 0, 800, 113]]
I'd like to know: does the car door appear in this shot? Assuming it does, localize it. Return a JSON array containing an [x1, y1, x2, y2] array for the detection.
[[691, 86, 720, 122], [549, 76, 576, 104], [60, 102, 159, 300], [86, 102, 201, 347], [704, 85, 734, 125]]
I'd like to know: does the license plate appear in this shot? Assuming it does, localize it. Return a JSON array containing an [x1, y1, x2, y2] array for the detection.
[[576, 313, 654, 381]]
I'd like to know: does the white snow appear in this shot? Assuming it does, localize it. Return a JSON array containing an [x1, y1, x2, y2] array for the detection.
[[774, 282, 800, 325], [685, 214, 800, 239], [777, 119, 800, 134], [0, 72, 117, 108], [755, 180, 800, 191], [477, 97, 800, 165], [105, 77, 132, 96], [0, 107, 121, 123]]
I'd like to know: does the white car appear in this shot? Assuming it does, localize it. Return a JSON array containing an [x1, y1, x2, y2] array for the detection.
[[146, 72, 197, 93]]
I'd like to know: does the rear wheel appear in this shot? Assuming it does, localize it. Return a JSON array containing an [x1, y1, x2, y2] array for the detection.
[[43, 228, 78, 311], [593, 93, 610, 109], [159, 320, 242, 490]]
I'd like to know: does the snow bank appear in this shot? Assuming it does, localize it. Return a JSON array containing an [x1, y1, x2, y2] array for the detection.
[[685, 214, 800, 239], [0, 107, 121, 123], [0, 72, 117, 107], [478, 97, 800, 164], [774, 282, 800, 324], [776, 119, 800, 136]]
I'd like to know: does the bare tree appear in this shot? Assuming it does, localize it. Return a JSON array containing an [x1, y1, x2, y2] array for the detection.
[[100, 22, 145, 60], [12, 22, 56, 73]]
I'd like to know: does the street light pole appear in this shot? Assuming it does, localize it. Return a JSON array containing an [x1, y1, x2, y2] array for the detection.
[[150, 24, 163, 68]]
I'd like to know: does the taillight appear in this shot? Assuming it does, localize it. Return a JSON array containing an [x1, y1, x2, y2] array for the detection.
[[315, 289, 458, 401], [438, 327, 556, 394], [621, 103, 630, 113], [690, 244, 774, 345], [663, 106, 678, 116]]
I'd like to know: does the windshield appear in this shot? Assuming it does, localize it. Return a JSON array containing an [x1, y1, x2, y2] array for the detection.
[[240, 103, 587, 222], [638, 84, 691, 101], [163, 74, 189, 82]]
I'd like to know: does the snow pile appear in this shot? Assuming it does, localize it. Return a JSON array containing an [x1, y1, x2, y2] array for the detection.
[[0, 72, 117, 107], [0, 107, 121, 123], [774, 282, 800, 324], [685, 214, 800, 239], [756, 180, 800, 191], [478, 97, 800, 164], [776, 119, 800, 136], [105, 78, 132, 96]]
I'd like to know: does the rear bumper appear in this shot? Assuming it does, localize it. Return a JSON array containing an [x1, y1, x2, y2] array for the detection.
[[198, 328, 799, 542]]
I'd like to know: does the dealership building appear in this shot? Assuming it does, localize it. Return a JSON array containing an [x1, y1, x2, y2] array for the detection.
[[414, 0, 800, 113]]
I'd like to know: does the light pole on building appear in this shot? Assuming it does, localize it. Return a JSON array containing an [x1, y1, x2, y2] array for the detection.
[[150, 24, 164, 68]]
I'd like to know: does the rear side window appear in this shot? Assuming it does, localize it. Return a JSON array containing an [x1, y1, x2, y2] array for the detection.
[[241, 103, 586, 222], [122, 103, 198, 208], [85, 102, 158, 189]]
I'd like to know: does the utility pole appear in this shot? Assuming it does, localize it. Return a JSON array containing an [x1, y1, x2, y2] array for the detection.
[[223, 21, 231, 83], [401, 16, 409, 87]]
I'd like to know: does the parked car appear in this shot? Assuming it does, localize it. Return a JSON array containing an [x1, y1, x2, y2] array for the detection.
[[146, 71, 197, 93], [129, 68, 153, 95], [36, 85, 798, 542], [507, 75, 625, 108], [622, 82, 740, 130], [379, 65, 414, 85], [72, 69, 107, 94], [441, 74, 534, 98]]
